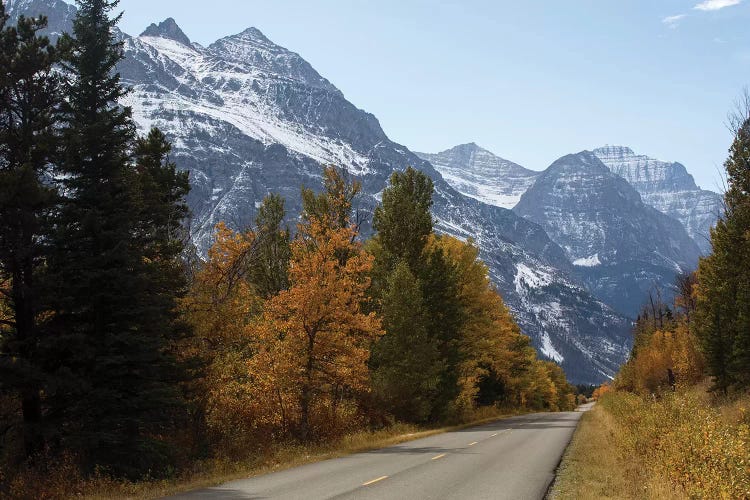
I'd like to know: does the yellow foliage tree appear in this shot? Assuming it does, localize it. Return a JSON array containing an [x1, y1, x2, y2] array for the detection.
[[180, 223, 269, 452], [254, 168, 383, 440]]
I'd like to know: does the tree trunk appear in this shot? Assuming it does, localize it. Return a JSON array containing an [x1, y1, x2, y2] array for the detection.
[[299, 331, 315, 441]]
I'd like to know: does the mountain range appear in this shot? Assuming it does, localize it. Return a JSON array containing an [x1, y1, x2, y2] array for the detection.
[[7, 0, 724, 384]]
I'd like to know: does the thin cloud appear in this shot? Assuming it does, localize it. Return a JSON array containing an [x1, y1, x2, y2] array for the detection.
[[662, 14, 687, 28], [694, 0, 742, 11]]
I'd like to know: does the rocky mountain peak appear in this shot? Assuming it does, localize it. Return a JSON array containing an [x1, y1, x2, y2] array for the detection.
[[593, 145, 698, 192], [416, 143, 539, 210], [547, 151, 610, 175], [592, 145, 722, 254], [140, 17, 192, 47]]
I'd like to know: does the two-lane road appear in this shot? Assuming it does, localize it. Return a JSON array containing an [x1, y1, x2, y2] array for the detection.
[[171, 405, 592, 500]]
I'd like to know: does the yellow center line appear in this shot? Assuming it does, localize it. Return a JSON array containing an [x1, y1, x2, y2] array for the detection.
[[431, 453, 447, 460], [468, 441, 478, 446], [362, 476, 388, 486]]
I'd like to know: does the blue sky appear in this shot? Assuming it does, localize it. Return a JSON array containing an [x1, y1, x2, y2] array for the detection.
[[114, 0, 750, 190]]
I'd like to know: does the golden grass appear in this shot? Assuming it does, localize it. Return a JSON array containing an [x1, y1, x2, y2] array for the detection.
[[14, 406, 528, 500], [551, 384, 750, 500], [549, 404, 681, 500]]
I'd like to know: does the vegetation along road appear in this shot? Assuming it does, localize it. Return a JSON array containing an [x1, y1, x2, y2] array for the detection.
[[170, 405, 593, 500]]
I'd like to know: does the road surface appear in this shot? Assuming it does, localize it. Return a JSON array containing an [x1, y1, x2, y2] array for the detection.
[[169, 404, 593, 500]]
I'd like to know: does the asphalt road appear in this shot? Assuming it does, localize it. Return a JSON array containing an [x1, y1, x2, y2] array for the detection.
[[170, 404, 593, 500]]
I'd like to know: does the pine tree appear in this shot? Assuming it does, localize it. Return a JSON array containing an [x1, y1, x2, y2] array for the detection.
[[369, 167, 465, 420], [371, 166, 433, 280], [696, 116, 750, 390], [420, 242, 465, 418], [370, 261, 442, 423], [44, 0, 188, 477], [248, 193, 290, 298], [0, 6, 60, 457]]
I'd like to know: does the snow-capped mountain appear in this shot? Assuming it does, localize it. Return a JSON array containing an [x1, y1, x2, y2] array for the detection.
[[593, 145, 723, 254], [9, 0, 632, 384], [514, 152, 702, 317], [416, 143, 539, 209]]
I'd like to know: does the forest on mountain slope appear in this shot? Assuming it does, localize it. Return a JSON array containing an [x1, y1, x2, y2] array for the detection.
[[0, 2, 577, 496]]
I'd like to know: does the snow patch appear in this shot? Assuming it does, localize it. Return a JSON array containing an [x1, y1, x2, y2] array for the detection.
[[540, 331, 564, 363], [573, 254, 601, 267]]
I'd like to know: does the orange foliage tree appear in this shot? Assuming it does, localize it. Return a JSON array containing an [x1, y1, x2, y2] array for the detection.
[[253, 167, 383, 440]]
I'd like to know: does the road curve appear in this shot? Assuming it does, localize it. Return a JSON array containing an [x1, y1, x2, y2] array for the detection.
[[169, 404, 592, 500]]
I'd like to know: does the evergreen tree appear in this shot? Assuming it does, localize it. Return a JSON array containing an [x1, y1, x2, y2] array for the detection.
[[44, 0, 187, 477], [420, 243, 465, 418], [370, 261, 442, 423], [248, 193, 290, 298], [371, 167, 433, 277], [696, 117, 750, 391], [0, 6, 60, 457], [369, 167, 465, 420]]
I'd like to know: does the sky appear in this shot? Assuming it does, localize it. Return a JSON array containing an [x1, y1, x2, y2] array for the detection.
[[112, 0, 750, 191]]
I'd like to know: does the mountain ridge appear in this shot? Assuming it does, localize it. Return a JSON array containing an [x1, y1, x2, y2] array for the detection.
[[9, 0, 632, 384]]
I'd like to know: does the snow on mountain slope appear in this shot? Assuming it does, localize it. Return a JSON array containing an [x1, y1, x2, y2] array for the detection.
[[514, 151, 701, 317], [593, 145, 723, 254], [10, 0, 632, 384], [416, 143, 539, 209]]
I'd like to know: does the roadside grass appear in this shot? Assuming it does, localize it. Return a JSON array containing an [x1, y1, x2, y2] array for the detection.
[[8, 406, 529, 499], [549, 403, 680, 499], [551, 384, 750, 499]]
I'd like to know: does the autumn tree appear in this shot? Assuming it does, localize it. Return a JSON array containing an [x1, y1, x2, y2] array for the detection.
[[181, 223, 266, 454], [256, 167, 382, 440], [431, 235, 536, 412]]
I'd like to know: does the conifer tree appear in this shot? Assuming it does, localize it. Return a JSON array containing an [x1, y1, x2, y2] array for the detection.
[[370, 167, 465, 420], [370, 261, 442, 423], [44, 0, 188, 476], [0, 6, 60, 457], [371, 166, 433, 280], [248, 193, 290, 298], [420, 243, 465, 418], [695, 115, 750, 390]]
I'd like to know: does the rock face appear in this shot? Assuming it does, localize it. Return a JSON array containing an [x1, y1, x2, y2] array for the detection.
[[8, 0, 633, 384], [5, 0, 76, 39], [514, 152, 702, 317], [593, 145, 723, 254], [416, 143, 539, 209]]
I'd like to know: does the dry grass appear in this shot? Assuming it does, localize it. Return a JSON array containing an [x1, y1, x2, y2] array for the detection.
[[549, 404, 679, 500], [8, 406, 527, 499], [551, 385, 750, 499]]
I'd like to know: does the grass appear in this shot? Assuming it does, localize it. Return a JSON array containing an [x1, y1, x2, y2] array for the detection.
[[551, 384, 750, 499], [549, 403, 681, 500], [16, 406, 529, 499]]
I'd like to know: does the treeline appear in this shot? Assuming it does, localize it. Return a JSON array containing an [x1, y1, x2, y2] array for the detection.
[[184, 166, 576, 457], [0, 0, 575, 488]]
